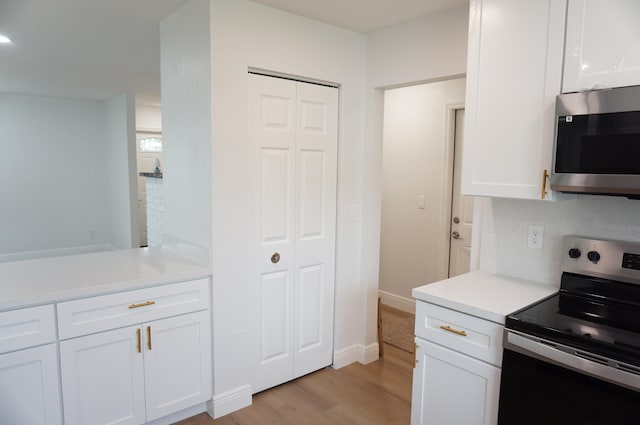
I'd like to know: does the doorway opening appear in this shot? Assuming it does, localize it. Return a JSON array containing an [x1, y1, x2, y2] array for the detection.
[[136, 132, 163, 247], [378, 78, 471, 314]]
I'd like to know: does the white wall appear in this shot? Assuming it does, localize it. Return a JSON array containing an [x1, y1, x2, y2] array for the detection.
[[367, 6, 469, 89], [0, 94, 111, 256], [0, 93, 138, 257], [208, 0, 367, 414], [477, 195, 640, 286], [380, 79, 465, 302], [135, 104, 162, 132], [362, 4, 469, 344], [104, 93, 139, 249], [159, 0, 470, 416], [160, 0, 213, 264]]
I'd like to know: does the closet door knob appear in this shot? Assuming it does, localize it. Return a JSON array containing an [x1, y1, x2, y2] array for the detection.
[[271, 252, 280, 264]]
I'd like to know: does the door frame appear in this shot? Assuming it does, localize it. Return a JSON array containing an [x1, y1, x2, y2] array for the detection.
[[135, 131, 163, 247], [378, 91, 467, 313], [442, 104, 466, 278]]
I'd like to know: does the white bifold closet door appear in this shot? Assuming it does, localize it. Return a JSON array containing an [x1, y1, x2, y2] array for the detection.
[[248, 73, 338, 394]]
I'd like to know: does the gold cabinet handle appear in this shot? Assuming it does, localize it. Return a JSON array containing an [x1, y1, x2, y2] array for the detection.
[[413, 341, 419, 368], [440, 325, 467, 337], [136, 328, 141, 353], [541, 169, 549, 199], [147, 326, 152, 350], [128, 301, 156, 309]]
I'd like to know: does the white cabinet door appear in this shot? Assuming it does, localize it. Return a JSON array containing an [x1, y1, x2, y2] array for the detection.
[[249, 73, 338, 393], [143, 311, 212, 421], [462, 0, 566, 200], [564, 0, 640, 93], [411, 338, 501, 425], [0, 344, 62, 425], [60, 326, 146, 425]]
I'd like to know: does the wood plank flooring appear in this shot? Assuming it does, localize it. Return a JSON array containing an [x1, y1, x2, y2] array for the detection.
[[174, 344, 414, 425]]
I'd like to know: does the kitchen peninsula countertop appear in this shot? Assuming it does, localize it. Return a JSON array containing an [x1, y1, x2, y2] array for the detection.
[[139, 171, 163, 178], [412, 270, 558, 324], [0, 248, 210, 311]]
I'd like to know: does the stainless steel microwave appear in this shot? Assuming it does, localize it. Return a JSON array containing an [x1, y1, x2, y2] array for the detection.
[[551, 85, 640, 197]]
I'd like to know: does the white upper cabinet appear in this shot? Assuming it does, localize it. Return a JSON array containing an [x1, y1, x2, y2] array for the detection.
[[563, 0, 640, 93], [462, 0, 566, 200]]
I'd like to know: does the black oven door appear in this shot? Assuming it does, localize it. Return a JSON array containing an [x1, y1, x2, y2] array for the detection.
[[498, 332, 640, 425]]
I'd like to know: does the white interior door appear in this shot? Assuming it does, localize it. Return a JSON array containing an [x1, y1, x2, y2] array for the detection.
[[449, 109, 473, 277], [249, 73, 337, 393]]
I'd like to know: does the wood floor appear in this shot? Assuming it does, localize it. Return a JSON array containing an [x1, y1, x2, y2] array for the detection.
[[174, 344, 414, 425]]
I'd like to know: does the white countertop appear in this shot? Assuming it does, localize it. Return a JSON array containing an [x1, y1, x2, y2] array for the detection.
[[0, 248, 211, 311], [412, 270, 558, 324]]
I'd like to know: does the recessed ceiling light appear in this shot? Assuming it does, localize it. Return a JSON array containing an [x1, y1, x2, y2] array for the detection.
[[0, 35, 12, 44]]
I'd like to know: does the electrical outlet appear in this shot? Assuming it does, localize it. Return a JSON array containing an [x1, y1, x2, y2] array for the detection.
[[527, 224, 544, 249]]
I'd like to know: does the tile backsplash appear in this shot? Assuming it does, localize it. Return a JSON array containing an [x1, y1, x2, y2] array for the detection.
[[477, 194, 640, 286]]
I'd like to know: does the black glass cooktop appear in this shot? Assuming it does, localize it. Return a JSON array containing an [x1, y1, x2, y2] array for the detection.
[[506, 273, 640, 368]]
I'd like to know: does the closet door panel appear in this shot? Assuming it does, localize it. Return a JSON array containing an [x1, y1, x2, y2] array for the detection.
[[294, 82, 337, 377], [249, 75, 297, 393], [249, 74, 338, 391]]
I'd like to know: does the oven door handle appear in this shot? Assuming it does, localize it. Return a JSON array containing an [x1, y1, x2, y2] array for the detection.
[[505, 330, 640, 392]]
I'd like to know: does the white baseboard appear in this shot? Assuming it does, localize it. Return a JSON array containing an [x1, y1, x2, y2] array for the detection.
[[146, 403, 207, 425], [379, 290, 416, 314], [209, 384, 252, 419], [332, 343, 379, 369]]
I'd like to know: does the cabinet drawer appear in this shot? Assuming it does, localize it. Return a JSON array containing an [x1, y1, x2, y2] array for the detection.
[[0, 305, 56, 354], [415, 302, 503, 366], [57, 278, 210, 340]]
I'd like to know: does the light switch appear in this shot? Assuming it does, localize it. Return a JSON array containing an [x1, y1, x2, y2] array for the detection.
[[417, 195, 426, 209], [349, 204, 360, 222]]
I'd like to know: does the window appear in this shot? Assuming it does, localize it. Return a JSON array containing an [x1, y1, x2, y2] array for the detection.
[[138, 136, 162, 153]]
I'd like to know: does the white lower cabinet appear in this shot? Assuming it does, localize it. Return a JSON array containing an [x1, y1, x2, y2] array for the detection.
[[0, 304, 61, 425], [59, 280, 212, 425], [411, 339, 500, 425], [144, 311, 212, 421], [60, 325, 146, 425], [411, 301, 502, 425], [0, 344, 62, 425]]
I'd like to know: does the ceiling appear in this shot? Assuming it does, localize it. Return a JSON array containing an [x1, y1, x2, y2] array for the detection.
[[251, 0, 468, 34], [0, 0, 467, 102]]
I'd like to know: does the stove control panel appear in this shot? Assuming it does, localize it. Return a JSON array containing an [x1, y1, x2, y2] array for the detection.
[[562, 236, 640, 285], [623, 253, 640, 271], [587, 250, 601, 263]]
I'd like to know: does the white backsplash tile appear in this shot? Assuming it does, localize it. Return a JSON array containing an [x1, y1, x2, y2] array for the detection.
[[478, 194, 640, 285]]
